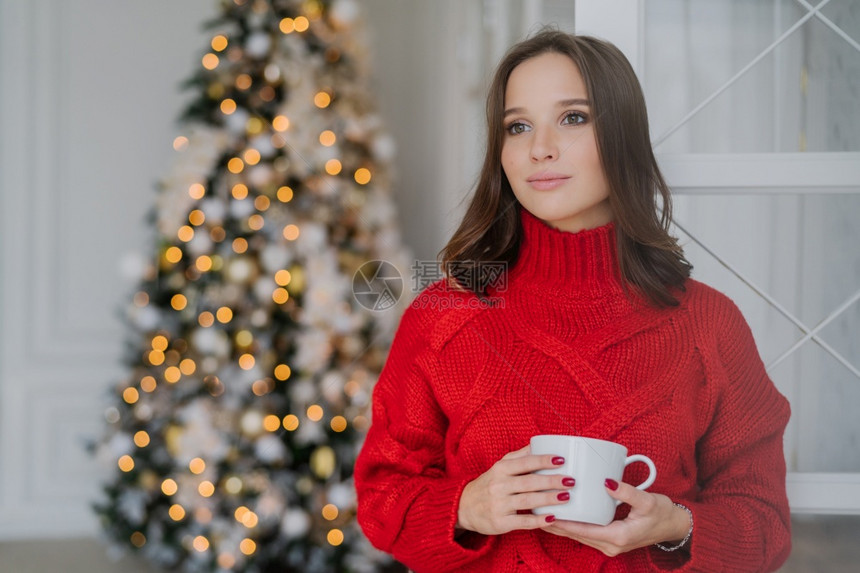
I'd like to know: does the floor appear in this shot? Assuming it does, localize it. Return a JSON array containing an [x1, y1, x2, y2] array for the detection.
[[0, 515, 856, 572]]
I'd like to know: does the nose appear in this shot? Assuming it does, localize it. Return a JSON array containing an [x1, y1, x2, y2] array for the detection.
[[530, 126, 558, 162]]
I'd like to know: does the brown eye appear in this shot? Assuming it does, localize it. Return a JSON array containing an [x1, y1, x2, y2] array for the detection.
[[562, 112, 586, 125]]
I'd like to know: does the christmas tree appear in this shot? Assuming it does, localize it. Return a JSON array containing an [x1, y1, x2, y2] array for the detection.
[[93, 1, 411, 571]]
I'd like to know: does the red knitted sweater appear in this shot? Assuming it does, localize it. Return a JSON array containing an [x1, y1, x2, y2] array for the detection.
[[354, 208, 792, 572]]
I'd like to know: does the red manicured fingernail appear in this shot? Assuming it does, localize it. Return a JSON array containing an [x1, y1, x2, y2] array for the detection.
[[605, 478, 619, 491], [551, 456, 565, 465], [562, 477, 576, 487], [557, 492, 570, 501], [545, 515, 555, 523]]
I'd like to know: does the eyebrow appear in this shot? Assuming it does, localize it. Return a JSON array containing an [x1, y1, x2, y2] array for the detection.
[[503, 98, 590, 118]]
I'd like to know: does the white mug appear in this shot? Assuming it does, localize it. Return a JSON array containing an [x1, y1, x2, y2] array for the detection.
[[530, 435, 657, 525]]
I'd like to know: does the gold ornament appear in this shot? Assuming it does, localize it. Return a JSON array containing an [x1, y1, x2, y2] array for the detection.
[[310, 446, 336, 479]]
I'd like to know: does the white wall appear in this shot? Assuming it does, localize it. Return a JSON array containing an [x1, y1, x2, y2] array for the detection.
[[0, 0, 216, 540]]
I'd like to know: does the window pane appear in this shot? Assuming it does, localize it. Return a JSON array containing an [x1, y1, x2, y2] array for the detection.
[[644, 0, 860, 153]]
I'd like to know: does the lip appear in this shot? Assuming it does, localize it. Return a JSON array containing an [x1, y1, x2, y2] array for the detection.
[[527, 172, 571, 191]]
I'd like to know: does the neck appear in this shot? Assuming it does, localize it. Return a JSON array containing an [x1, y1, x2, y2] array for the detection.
[[504, 206, 623, 297]]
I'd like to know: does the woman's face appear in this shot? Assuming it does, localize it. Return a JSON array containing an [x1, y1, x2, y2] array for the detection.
[[500, 52, 613, 233]]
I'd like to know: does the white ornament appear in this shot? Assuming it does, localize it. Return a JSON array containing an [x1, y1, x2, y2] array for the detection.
[[201, 198, 227, 224], [330, 0, 360, 27], [245, 32, 271, 58], [327, 482, 356, 508], [229, 197, 255, 219], [281, 509, 311, 539], [260, 244, 291, 272], [226, 257, 255, 284], [240, 410, 265, 436], [255, 434, 286, 463]]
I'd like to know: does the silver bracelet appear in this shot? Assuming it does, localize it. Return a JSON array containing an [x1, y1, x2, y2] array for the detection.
[[655, 503, 693, 552]]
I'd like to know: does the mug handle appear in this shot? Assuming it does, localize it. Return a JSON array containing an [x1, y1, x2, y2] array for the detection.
[[615, 454, 657, 506]]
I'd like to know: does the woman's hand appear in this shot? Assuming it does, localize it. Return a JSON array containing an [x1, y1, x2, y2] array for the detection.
[[542, 480, 691, 556], [457, 445, 575, 535]]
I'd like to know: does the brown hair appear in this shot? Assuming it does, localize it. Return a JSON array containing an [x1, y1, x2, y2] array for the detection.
[[439, 29, 691, 307]]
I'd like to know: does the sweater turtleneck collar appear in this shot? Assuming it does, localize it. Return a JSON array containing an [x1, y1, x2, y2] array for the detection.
[[502, 206, 623, 297]]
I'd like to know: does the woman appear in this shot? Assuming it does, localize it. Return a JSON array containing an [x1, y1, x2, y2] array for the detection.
[[354, 29, 791, 572]]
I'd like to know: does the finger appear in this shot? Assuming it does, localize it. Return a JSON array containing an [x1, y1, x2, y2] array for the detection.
[[604, 479, 650, 508], [510, 472, 574, 495], [503, 453, 568, 476], [501, 444, 531, 460]]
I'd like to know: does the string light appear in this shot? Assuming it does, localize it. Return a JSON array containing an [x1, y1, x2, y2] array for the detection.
[[243, 149, 261, 165], [251, 378, 274, 396], [279, 18, 295, 34], [274, 364, 291, 380], [276, 186, 293, 202], [189, 209, 205, 225], [232, 238, 248, 253], [248, 214, 264, 230], [235, 330, 253, 346], [236, 73, 253, 90], [177, 225, 194, 242], [272, 115, 290, 131], [134, 431, 150, 447], [330, 416, 347, 432], [327, 529, 344, 546], [263, 415, 280, 432], [133, 292, 149, 307], [198, 311, 215, 327], [319, 130, 336, 146], [220, 98, 237, 115], [307, 404, 323, 421], [169, 504, 186, 521], [228, 158, 245, 173], [118, 455, 135, 472], [211, 35, 228, 52], [164, 247, 183, 264], [192, 535, 210, 552], [274, 270, 291, 286], [140, 376, 157, 392], [294, 16, 310, 32], [195, 256, 213, 272], [322, 504, 339, 520], [272, 288, 289, 304], [314, 91, 331, 108], [171, 294, 187, 311], [247, 116, 264, 134], [161, 478, 178, 496], [122, 387, 139, 404], [189, 458, 205, 474], [217, 553, 236, 569], [354, 167, 372, 185], [198, 481, 216, 497], [188, 183, 205, 199], [254, 196, 270, 211], [202, 54, 219, 70], [173, 136, 189, 151], [130, 532, 146, 548], [241, 510, 258, 528], [164, 366, 181, 383], [148, 350, 165, 366], [325, 159, 342, 175], [282, 224, 300, 241], [234, 506, 250, 522], [283, 414, 299, 431], [152, 335, 169, 351], [180, 358, 196, 375], [238, 354, 255, 370], [239, 538, 257, 555], [216, 306, 233, 323]]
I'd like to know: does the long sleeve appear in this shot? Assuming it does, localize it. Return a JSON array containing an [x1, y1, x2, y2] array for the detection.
[[650, 294, 792, 572], [354, 301, 496, 571]]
